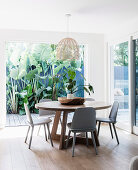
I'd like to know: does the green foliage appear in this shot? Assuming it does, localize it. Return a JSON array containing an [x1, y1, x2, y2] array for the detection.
[[25, 69, 38, 80], [113, 42, 128, 66], [66, 79, 76, 94], [68, 69, 76, 80], [64, 68, 94, 95], [6, 43, 86, 115], [134, 39, 138, 66]]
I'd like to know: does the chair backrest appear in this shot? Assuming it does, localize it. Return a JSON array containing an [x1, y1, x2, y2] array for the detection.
[[85, 98, 95, 101], [109, 101, 119, 122], [129, 156, 138, 170], [39, 99, 55, 116], [24, 103, 33, 124], [71, 107, 96, 131]]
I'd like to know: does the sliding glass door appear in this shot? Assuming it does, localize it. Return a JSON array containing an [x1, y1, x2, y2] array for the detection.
[[134, 39, 138, 127], [110, 41, 130, 131], [110, 36, 138, 133]]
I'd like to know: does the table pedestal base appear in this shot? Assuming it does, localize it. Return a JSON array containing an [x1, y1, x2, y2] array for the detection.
[[52, 131, 100, 149], [51, 111, 100, 149]]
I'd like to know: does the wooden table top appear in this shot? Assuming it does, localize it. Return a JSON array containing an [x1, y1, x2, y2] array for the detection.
[[35, 101, 111, 111]]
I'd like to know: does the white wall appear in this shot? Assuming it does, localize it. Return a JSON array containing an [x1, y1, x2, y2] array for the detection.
[[0, 41, 6, 128], [0, 29, 105, 127]]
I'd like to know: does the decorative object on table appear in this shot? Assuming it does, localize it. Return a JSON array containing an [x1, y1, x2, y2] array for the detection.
[[58, 97, 85, 105], [63, 68, 94, 98], [56, 14, 79, 60], [67, 93, 74, 99]]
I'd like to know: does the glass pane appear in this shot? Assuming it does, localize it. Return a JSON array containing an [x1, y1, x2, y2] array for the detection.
[[111, 41, 129, 126], [6, 42, 85, 115], [134, 39, 138, 126]]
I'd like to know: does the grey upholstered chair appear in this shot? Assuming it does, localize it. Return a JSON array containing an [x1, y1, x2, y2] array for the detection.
[[129, 156, 138, 170], [39, 99, 56, 118], [96, 101, 119, 144], [67, 98, 95, 124], [24, 103, 53, 149], [66, 107, 98, 157], [85, 98, 95, 101], [37, 99, 56, 135]]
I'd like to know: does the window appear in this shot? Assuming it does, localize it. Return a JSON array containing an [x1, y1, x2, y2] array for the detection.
[[110, 41, 129, 127], [6, 42, 85, 115]]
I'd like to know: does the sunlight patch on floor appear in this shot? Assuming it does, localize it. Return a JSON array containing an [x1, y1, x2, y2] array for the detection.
[[0, 126, 41, 139]]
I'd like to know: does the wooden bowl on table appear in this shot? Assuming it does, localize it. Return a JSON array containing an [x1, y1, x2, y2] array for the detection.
[[58, 97, 85, 105]]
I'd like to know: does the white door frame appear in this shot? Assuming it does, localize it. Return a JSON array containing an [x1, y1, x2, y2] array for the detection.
[[108, 34, 138, 134], [131, 35, 138, 135], [108, 37, 131, 132]]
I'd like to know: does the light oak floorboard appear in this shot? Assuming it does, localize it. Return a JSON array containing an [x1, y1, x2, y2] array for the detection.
[[0, 125, 138, 170]]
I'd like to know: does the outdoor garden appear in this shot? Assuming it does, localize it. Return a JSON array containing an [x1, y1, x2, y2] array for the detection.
[[6, 42, 91, 115]]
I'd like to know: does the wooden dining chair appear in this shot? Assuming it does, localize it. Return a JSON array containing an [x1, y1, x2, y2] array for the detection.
[[96, 101, 119, 144], [66, 107, 98, 157], [24, 103, 53, 149]]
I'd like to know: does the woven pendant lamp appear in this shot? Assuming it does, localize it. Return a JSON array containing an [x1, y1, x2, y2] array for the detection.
[[56, 14, 79, 60]]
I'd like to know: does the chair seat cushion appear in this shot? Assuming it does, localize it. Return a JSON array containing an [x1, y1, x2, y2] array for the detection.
[[96, 117, 115, 123], [67, 122, 95, 132], [32, 118, 52, 125], [129, 156, 138, 170]]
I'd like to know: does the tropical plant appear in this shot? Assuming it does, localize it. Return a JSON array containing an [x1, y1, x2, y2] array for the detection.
[[6, 43, 85, 115], [64, 68, 94, 95], [6, 77, 18, 114], [114, 42, 128, 66]]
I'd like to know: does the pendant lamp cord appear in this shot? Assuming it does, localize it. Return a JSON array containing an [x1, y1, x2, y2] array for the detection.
[[66, 14, 71, 38]]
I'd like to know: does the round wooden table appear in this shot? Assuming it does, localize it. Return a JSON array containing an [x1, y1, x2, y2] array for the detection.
[[35, 101, 111, 149]]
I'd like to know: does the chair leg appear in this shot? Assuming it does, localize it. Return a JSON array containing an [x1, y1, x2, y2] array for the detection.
[[48, 123, 50, 139], [66, 130, 71, 149], [91, 131, 98, 155], [59, 118, 62, 124], [46, 123, 53, 147], [112, 123, 119, 144], [29, 126, 34, 149], [109, 123, 113, 139], [97, 122, 101, 136], [72, 132, 76, 157], [44, 124, 48, 141], [86, 132, 89, 147], [37, 125, 41, 136], [25, 126, 30, 143]]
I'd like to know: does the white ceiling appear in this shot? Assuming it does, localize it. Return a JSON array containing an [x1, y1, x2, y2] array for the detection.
[[0, 0, 138, 35]]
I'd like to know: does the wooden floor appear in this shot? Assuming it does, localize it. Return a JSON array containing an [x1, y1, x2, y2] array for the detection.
[[0, 125, 138, 170]]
